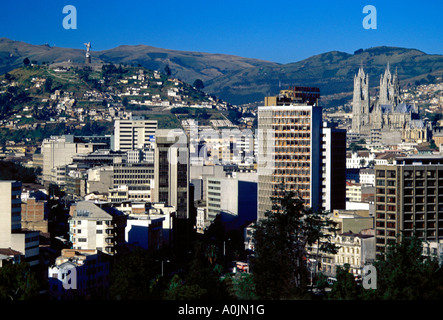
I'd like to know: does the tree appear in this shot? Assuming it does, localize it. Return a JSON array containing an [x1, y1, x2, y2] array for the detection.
[[232, 273, 257, 300], [23, 57, 30, 67], [0, 262, 40, 300], [195, 108, 210, 121], [163, 239, 231, 300], [227, 109, 241, 124], [251, 189, 339, 299], [193, 79, 205, 90], [109, 248, 166, 300], [44, 77, 53, 93], [162, 274, 208, 300], [371, 235, 443, 300], [328, 264, 362, 300], [359, 159, 366, 167], [122, 96, 129, 107], [164, 65, 171, 76], [0, 160, 40, 183]]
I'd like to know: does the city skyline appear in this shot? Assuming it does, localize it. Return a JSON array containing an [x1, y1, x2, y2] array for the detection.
[[1, 0, 443, 302], [1, 0, 442, 64]]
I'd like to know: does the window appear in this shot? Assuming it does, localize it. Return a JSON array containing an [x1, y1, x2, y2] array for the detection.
[[376, 170, 386, 178]]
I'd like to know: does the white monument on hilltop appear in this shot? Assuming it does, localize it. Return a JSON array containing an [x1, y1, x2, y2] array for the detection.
[[84, 42, 91, 64]]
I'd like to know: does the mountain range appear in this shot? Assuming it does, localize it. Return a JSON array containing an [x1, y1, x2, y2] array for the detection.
[[1, 37, 442, 106]]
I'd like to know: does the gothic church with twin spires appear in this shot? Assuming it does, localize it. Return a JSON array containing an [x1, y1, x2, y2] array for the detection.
[[351, 63, 425, 139]]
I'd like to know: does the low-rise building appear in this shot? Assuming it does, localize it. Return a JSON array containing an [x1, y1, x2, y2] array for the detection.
[[346, 151, 375, 169], [48, 249, 110, 300], [69, 201, 127, 256], [346, 181, 361, 202], [0, 248, 23, 267], [125, 214, 165, 251], [360, 168, 375, 186], [334, 232, 376, 278], [21, 197, 49, 233]]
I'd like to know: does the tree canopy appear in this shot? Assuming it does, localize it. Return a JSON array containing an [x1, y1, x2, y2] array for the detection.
[[371, 235, 443, 300], [251, 189, 339, 299], [0, 262, 40, 300], [193, 79, 204, 90]]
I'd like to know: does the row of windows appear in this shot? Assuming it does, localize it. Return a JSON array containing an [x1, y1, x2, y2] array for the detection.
[[376, 170, 397, 178], [114, 170, 154, 174]]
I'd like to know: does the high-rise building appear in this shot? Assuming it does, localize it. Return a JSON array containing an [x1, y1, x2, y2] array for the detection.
[[113, 117, 157, 151], [257, 87, 323, 220], [0, 181, 22, 246], [374, 155, 443, 258], [153, 129, 189, 219], [322, 122, 347, 212]]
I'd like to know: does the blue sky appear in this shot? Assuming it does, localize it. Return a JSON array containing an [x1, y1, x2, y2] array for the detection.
[[1, 0, 442, 64]]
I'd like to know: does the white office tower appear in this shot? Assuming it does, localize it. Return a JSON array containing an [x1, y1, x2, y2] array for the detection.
[[113, 117, 158, 151]]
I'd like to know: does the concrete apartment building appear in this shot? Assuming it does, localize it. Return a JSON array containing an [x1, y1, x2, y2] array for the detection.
[[113, 201, 175, 250], [374, 155, 443, 258], [206, 176, 257, 229], [360, 168, 375, 186], [113, 117, 157, 151], [69, 201, 127, 256], [125, 215, 165, 251], [87, 165, 113, 195], [190, 164, 240, 203], [110, 161, 155, 202], [0, 180, 40, 267], [257, 87, 322, 219], [48, 249, 110, 300], [332, 209, 374, 234], [41, 135, 109, 186], [346, 181, 362, 203]]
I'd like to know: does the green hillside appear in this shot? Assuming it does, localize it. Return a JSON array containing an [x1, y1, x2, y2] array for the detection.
[[0, 62, 230, 145], [204, 47, 443, 106], [1, 39, 442, 107]]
